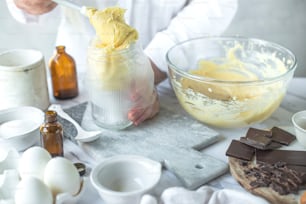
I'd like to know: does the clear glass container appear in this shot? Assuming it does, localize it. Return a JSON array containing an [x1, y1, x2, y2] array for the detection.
[[86, 38, 154, 130]]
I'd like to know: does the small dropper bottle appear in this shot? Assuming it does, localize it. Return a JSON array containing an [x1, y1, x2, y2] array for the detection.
[[40, 110, 64, 157], [49, 45, 79, 99]]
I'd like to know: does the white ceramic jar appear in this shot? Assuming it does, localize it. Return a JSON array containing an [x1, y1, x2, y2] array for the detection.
[[86, 39, 154, 130], [0, 49, 50, 111]]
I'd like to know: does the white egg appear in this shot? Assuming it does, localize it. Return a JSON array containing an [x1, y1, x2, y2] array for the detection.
[[15, 176, 53, 204], [18, 146, 51, 180], [44, 157, 81, 196]]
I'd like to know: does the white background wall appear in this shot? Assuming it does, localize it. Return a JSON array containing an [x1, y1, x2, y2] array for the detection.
[[0, 0, 305, 77], [224, 0, 306, 77], [0, 1, 59, 65]]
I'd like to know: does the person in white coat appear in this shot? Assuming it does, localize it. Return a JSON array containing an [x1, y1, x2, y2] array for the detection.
[[6, 0, 238, 125]]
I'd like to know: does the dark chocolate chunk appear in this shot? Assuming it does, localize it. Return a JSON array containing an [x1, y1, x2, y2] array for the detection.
[[271, 182, 289, 195], [271, 127, 296, 145], [226, 140, 255, 161], [288, 165, 306, 174], [274, 161, 287, 168], [250, 179, 270, 188], [240, 137, 266, 149], [247, 127, 272, 137], [287, 165, 306, 185], [243, 160, 305, 195], [256, 150, 306, 166], [286, 168, 303, 186], [240, 137, 281, 150], [240, 160, 249, 166], [246, 128, 272, 147], [265, 141, 282, 149]]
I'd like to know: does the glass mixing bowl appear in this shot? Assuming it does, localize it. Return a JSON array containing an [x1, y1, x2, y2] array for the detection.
[[166, 36, 297, 128]]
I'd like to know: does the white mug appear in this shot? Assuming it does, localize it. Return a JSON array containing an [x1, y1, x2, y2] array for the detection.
[[0, 49, 50, 110]]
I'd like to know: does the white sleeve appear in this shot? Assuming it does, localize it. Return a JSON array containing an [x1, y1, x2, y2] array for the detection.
[[144, 0, 238, 73], [6, 0, 61, 24]]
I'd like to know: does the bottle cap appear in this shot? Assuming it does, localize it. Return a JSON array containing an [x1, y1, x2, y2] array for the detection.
[[74, 162, 86, 176]]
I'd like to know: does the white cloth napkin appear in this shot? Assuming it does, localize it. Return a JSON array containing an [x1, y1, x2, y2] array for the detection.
[[159, 186, 269, 204]]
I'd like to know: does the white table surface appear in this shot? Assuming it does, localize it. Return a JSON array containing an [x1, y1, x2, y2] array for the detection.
[[50, 77, 306, 203]]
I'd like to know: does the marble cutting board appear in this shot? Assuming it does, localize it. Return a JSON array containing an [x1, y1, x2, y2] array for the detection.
[[61, 95, 228, 190]]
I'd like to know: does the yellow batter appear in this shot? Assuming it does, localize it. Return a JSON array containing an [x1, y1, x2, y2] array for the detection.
[[177, 45, 288, 127], [181, 46, 287, 101], [86, 7, 139, 90], [86, 7, 138, 51], [181, 59, 261, 101]]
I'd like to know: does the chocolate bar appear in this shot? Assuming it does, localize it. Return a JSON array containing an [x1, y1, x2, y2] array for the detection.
[[246, 128, 272, 146], [226, 140, 255, 161], [271, 127, 296, 145], [246, 127, 272, 138], [256, 150, 306, 166], [240, 137, 282, 150]]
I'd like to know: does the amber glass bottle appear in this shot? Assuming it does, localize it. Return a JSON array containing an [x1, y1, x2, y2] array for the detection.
[[49, 46, 78, 99], [40, 110, 64, 157]]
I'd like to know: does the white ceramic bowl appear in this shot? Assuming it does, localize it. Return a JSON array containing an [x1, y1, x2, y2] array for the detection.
[[90, 155, 161, 204], [292, 110, 306, 148], [0, 106, 44, 151]]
